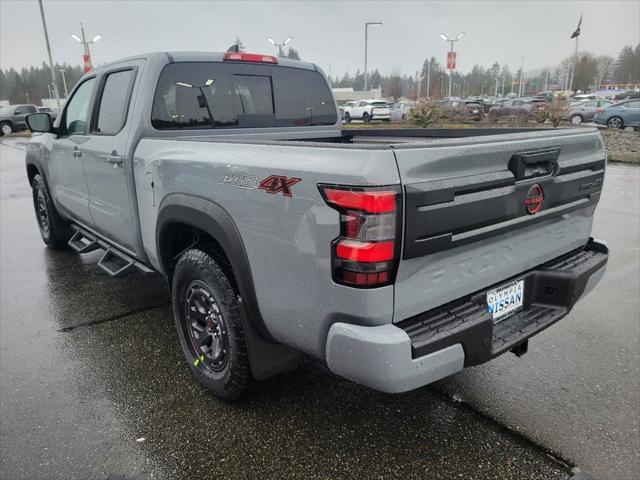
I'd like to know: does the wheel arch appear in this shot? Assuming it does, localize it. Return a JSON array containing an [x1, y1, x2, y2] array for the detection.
[[26, 162, 40, 186], [155, 193, 272, 341]]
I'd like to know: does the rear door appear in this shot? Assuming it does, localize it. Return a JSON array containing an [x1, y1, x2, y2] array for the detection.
[[392, 129, 606, 321], [80, 63, 141, 252], [622, 100, 640, 126]]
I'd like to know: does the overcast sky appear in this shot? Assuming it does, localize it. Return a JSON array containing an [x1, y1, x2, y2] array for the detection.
[[1, 0, 639, 77]]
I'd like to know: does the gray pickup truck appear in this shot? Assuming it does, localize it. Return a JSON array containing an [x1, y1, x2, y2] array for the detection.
[[25, 51, 608, 400]]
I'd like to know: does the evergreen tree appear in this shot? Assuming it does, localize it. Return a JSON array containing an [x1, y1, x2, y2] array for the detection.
[[286, 47, 300, 60]]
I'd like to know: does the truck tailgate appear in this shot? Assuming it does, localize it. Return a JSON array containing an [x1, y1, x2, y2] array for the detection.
[[393, 129, 606, 322]]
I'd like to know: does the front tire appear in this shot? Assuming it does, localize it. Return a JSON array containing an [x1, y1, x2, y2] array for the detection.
[[344, 112, 351, 123], [172, 248, 251, 401], [607, 116, 623, 129], [363, 112, 371, 123], [31, 174, 71, 249]]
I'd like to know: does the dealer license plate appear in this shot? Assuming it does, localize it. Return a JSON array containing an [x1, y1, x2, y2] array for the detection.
[[486, 279, 524, 322]]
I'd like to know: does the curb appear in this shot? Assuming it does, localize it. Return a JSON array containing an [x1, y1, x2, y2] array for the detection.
[[607, 153, 639, 164]]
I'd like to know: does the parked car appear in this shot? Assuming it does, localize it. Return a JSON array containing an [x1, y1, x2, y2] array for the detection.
[[0, 104, 38, 135], [613, 91, 640, 101], [564, 100, 614, 125], [25, 50, 608, 401], [488, 98, 547, 123], [343, 99, 391, 122], [593, 99, 640, 129], [38, 106, 60, 122], [439, 100, 483, 121], [535, 92, 554, 103], [390, 101, 415, 121], [572, 94, 602, 103]]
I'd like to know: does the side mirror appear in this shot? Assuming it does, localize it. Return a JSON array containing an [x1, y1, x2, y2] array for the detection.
[[26, 112, 53, 133]]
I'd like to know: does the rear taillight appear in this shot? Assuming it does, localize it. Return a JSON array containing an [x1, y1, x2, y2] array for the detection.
[[319, 184, 402, 288]]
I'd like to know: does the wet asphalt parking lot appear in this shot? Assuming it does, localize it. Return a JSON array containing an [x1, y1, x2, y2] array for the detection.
[[0, 136, 638, 480]]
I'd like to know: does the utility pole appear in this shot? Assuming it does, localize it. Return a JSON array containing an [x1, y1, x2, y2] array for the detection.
[[59, 69, 69, 98], [501, 75, 505, 97], [495, 76, 499, 98], [364, 22, 383, 92], [37, 0, 60, 107], [416, 70, 421, 99]]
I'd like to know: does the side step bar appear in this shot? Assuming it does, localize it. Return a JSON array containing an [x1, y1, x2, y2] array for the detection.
[[68, 225, 155, 278]]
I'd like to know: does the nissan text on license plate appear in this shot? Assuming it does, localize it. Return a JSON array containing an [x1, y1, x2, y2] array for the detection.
[[486, 279, 524, 321]]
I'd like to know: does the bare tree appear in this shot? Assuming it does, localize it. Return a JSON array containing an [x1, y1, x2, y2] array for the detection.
[[595, 55, 614, 87]]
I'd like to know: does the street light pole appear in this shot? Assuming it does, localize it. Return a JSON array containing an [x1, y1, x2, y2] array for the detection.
[[267, 36, 292, 57], [439, 32, 465, 98], [59, 69, 69, 98], [71, 23, 102, 71], [364, 22, 383, 92], [37, 0, 60, 107]]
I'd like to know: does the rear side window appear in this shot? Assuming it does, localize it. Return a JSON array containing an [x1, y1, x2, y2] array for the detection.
[[95, 70, 135, 135], [151, 62, 336, 129]]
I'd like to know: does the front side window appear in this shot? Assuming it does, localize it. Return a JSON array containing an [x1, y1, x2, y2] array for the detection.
[[62, 78, 96, 136], [95, 70, 135, 135], [152, 62, 337, 130]]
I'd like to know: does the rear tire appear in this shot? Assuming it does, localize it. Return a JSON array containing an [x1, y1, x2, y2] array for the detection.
[[607, 116, 623, 129], [0, 121, 13, 136], [363, 112, 371, 123], [31, 174, 71, 249], [570, 114, 583, 125], [172, 248, 251, 401]]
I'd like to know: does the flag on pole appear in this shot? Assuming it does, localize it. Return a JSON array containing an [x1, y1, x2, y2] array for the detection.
[[570, 14, 582, 38]]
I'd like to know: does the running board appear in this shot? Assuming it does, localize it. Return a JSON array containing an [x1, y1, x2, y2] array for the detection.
[[68, 230, 101, 253], [68, 225, 155, 278]]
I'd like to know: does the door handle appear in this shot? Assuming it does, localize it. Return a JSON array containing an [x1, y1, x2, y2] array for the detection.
[[100, 154, 123, 165]]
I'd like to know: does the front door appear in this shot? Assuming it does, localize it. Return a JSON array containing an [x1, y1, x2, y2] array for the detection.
[[80, 65, 140, 253], [47, 77, 97, 224]]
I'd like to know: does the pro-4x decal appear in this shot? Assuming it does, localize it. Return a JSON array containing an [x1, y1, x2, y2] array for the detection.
[[220, 173, 301, 197]]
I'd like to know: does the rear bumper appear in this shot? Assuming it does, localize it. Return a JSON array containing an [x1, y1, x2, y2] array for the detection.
[[326, 238, 608, 393]]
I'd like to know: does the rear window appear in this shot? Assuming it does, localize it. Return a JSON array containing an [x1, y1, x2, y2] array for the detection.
[[96, 69, 135, 135], [151, 62, 337, 129]]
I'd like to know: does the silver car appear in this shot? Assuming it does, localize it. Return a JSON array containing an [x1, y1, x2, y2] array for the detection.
[[565, 100, 613, 125], [390, 101, 415, 121]]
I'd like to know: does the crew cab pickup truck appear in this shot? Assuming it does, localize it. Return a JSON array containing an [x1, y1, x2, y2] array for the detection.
[[25, 51, 608, 400]]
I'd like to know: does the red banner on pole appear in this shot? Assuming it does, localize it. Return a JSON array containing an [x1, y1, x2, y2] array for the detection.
[[83, 54, 92, 72], [447, 52, 457, 70]]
